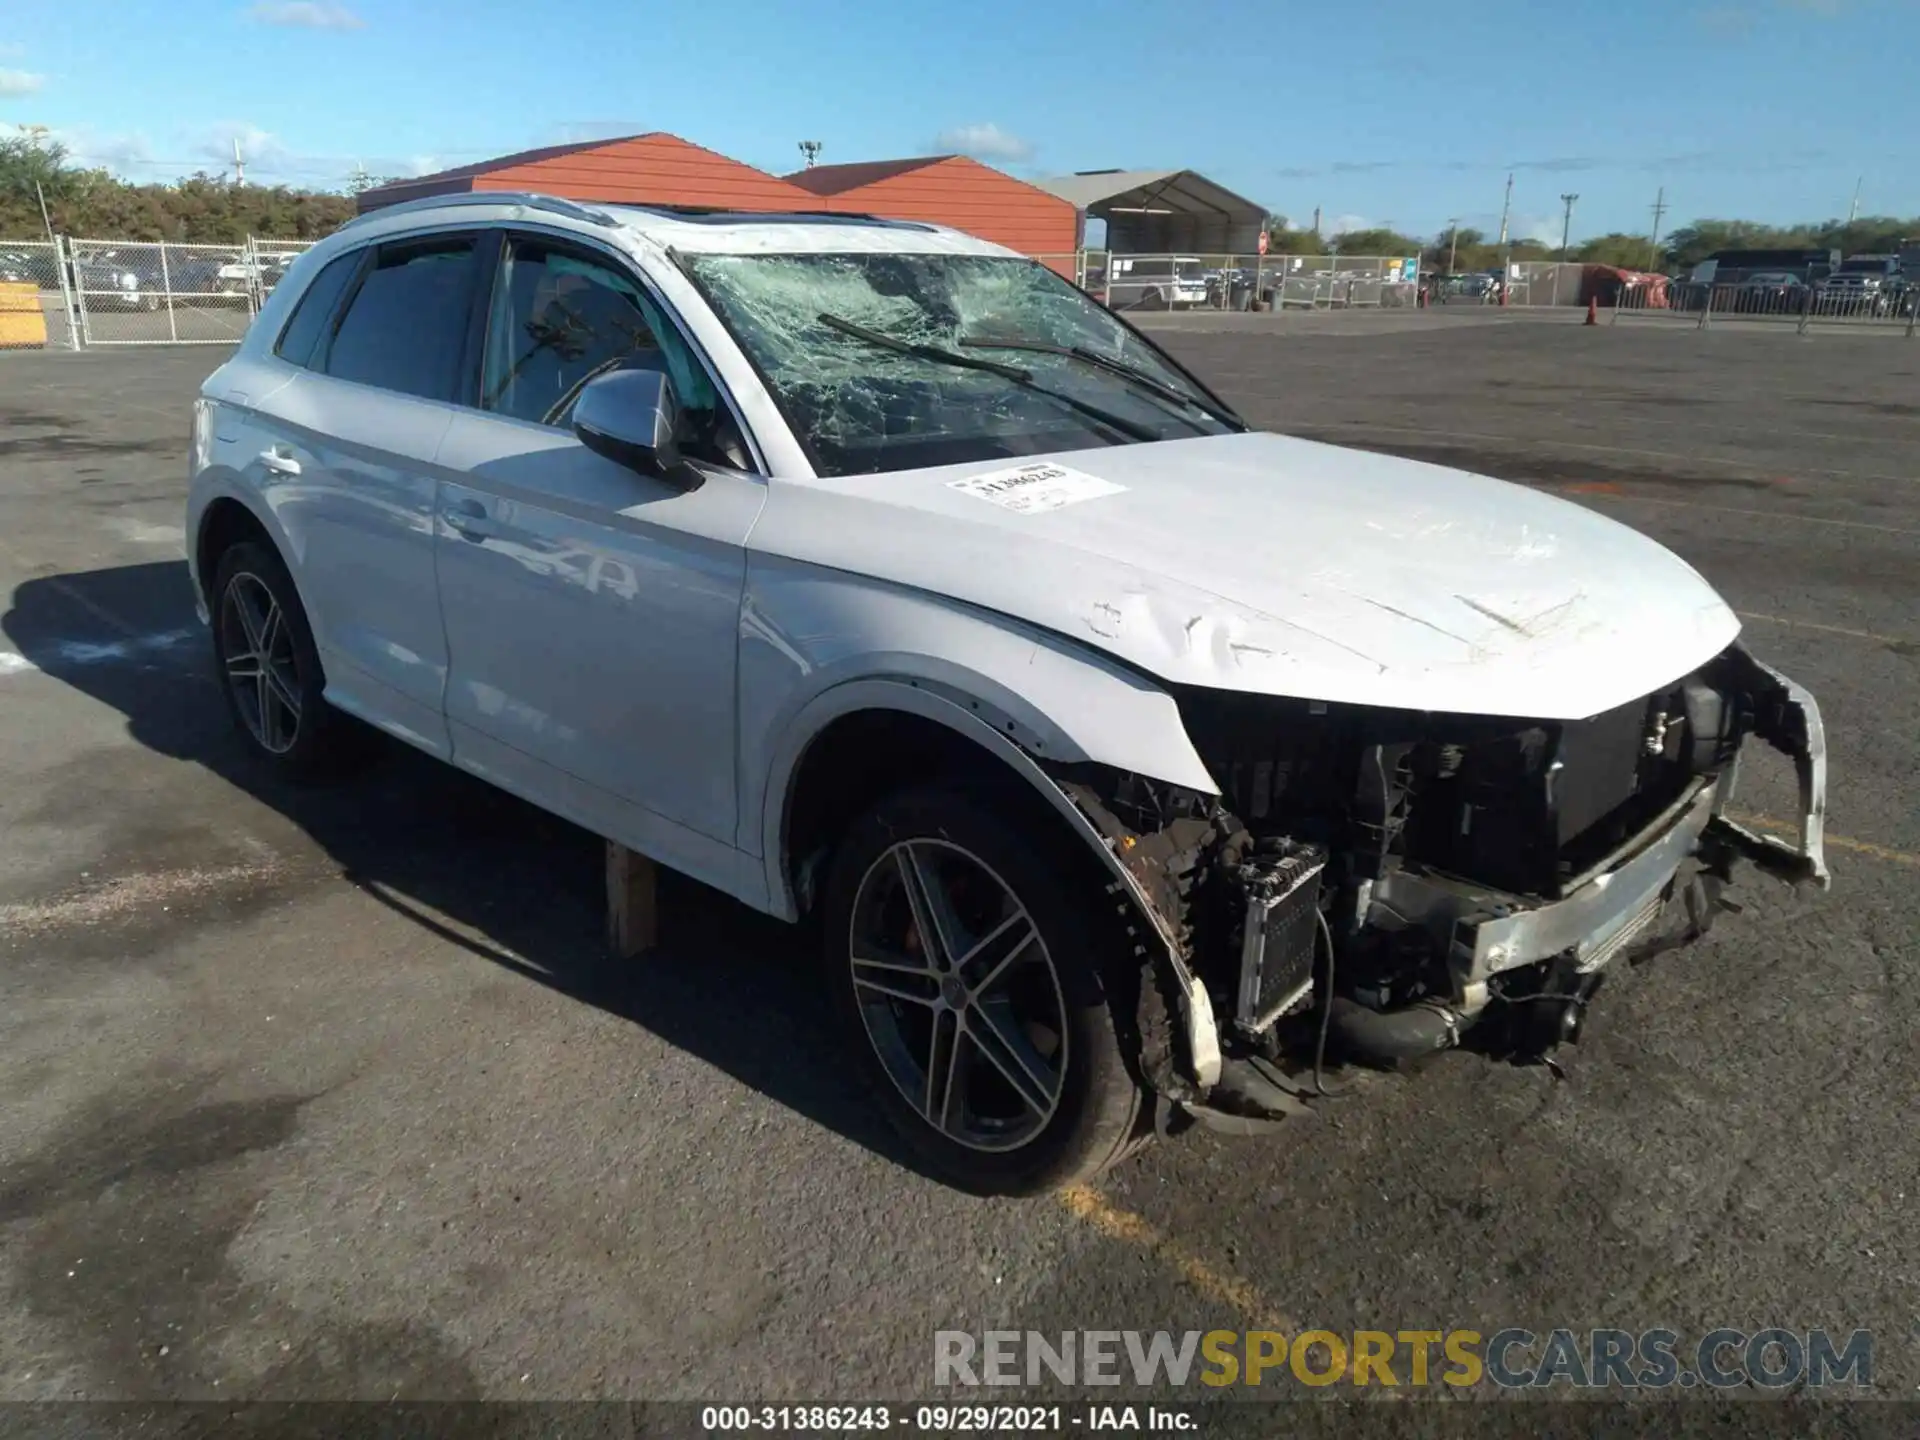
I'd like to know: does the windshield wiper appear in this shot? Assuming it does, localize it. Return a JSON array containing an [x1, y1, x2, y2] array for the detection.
[[816, 312, 1159, 443], [958, 337, 1238, 429]]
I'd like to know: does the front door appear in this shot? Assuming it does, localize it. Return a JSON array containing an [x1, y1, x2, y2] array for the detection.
[[432, 231, 765, 881]]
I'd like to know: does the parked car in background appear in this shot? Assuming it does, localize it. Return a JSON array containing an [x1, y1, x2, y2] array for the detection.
[[66, 247, 165, 312], [1816, 255, 1910, 316], [0, 248, 46, 285], [1105, 255, 1208, 310], [1729, 271, 1807, 313], [186, 192, 1830, 1195]]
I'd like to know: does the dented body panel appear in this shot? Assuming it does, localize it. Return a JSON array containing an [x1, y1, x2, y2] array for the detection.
[[746, 431, 1740, 721]]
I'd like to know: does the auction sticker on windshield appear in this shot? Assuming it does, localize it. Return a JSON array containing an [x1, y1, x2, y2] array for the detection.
[[947, 463, 1127, 515]]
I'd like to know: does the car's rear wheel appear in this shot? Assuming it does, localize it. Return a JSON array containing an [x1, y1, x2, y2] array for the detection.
[[821, 785, 1147, 1195], [211, 540, 357, 777]]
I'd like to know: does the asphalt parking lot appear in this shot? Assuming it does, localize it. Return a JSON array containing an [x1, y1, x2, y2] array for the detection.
[[2, 315, 1915, 1413]]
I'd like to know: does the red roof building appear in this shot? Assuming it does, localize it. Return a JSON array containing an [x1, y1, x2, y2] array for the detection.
[[783, 155, 1079, 259], [357, 135, 1079, 263], [356, 133, 816, 215]]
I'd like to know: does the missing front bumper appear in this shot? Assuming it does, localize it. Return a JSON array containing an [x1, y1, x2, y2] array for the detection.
[[1368, 662, 1827, 1001]]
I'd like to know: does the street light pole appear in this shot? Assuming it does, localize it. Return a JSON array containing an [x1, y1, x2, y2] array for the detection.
[[1446, 217, 1460, 274], [1559, 192, 1579, 260]]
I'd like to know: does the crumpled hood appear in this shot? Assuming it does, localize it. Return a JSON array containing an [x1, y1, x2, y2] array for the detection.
[[749, 431, 1740, 721]]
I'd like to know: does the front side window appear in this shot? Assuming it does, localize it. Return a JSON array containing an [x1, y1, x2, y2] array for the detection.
[[322, 236, 478, 402], [479, 236, 745, 467], [680, 251, 1239, 477]]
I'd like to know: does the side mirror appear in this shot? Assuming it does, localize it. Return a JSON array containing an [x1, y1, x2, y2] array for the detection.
[[572, 368, 684, 480]]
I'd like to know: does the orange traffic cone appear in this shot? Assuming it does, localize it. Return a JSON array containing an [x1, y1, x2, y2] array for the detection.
[[1585, 296, 1598, 325]]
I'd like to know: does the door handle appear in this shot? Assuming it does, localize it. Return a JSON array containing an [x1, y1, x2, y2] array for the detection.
[[258, 446, 301, 476], [443, 500, 497, 541]]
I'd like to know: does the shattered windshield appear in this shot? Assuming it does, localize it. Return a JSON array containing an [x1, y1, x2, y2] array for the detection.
[[679, 252, 1239, 477]]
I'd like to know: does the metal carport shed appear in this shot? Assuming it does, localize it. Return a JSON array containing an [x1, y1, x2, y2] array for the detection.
[[1035, 169, 1267, 255]]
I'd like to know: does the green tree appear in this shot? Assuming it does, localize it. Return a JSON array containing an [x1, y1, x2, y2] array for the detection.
[[1576, 232, 1661, 268], [1423, 226, 1484, 271], [1, 123, 355, 242], [1265, 226, 1327, 256], [0, 125, 75, 207], [1329, 226, 1422, 256]]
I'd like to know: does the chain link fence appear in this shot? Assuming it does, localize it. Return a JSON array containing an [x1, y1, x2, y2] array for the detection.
[[0, 239, 81, 350], [1080, 252, 1421, 312], [0, 233, 325, 351], [68, 239, 259, 346]]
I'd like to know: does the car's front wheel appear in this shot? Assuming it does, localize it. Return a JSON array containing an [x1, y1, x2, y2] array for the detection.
[[211, 540, 358, 777], [821, 785, 1148, 1195]]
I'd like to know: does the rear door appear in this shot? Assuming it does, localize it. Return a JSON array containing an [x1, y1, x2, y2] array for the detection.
[[247, 231, 488, 755]]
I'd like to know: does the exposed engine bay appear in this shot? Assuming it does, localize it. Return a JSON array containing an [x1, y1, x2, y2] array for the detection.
[[1050, 642, 1829, 1132]]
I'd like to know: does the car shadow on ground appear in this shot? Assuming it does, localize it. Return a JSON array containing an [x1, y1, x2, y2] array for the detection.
[[4, 559, 926, 1182]]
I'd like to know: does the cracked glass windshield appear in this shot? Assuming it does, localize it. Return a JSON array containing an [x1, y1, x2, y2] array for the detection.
[[681, 252, 1240, 476]]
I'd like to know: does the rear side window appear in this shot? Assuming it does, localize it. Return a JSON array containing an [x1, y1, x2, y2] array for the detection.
[[273, 251, 361, 369], [322, 236, 479, 402]]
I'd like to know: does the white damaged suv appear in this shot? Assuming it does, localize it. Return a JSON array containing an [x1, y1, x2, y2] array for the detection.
[[187, 194, 1829, 1194]]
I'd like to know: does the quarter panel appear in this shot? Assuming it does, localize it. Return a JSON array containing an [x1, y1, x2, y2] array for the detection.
[[739, 552, 1218, 880]]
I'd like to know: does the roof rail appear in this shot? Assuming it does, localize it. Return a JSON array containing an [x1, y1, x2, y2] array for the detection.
[[341, 191, 620, 230], [619, 205, 934, 231]]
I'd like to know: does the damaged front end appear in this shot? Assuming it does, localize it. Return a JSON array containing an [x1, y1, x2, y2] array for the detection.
[[1052, 643, 1829, 1131]]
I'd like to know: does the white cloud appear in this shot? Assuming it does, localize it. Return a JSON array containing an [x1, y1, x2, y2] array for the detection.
[[46, 126, 157, 175], [246, 1, 365, 29], [0, 68, 46, 96], [1327, 213, 1374, 235], [1516, 216, 1563, 246], [932, 122, 1034, 164], [197, 122, 295, 173]]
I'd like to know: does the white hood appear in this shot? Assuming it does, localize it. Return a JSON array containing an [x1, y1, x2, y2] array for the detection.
[[748, 431, 1740, 721]]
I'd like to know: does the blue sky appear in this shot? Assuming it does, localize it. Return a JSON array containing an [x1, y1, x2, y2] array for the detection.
[[2, 0, 1914, 241]]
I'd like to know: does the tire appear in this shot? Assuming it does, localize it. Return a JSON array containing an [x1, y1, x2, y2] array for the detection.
[[210, 540, 358, 778], [821, 784, 1148, 1195]]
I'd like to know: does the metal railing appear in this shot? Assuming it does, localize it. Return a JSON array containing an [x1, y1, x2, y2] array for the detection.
[[1613, 278, 1920, 335]]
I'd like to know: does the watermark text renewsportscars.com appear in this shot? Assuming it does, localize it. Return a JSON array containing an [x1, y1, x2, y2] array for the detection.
[[934, 1328, 1874, 1390]]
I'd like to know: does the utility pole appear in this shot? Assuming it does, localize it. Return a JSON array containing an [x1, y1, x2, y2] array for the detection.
[[233, 137, 245, 185], [1496, 172, 1514, 293], [1446, 217, 1460, 274], [1559, 193, 1579, 260], [797, 140, 822, 169], [1847, 175, 1862, 223], [1648, 186, 1667, 270], [35, 180, 57, 245]]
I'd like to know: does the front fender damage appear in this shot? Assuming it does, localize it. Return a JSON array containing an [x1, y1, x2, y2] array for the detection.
[[1053, 778, 1226, 1103]]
